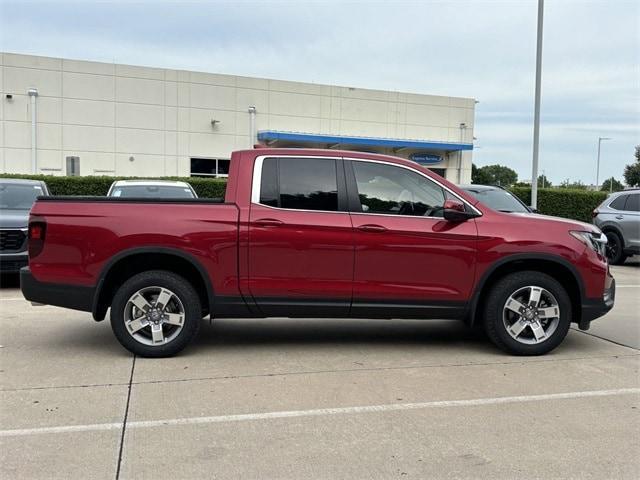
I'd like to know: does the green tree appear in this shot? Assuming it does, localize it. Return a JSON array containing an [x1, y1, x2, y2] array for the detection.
[[600, 177, 624, 192], [537, 174, 552, 188], [471, 163, 491, 184], [623, 145, 640, 187], [475, 164, 518, 186]]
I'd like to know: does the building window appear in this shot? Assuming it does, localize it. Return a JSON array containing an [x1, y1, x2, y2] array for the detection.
[[190, 158, 230, 178]]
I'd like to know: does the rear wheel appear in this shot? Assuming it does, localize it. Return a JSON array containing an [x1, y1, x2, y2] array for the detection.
[[483, 271, 571, 355], [604, 231, 626, 265], [110, 270, 201, 357]]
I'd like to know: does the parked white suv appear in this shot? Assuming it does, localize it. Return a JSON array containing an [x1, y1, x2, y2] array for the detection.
[[107, 180, 198, 199]]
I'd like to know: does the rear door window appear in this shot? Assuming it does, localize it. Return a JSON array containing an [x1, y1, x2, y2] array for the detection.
[[259, 157, 339, 212], [609, 195, 628, 210], [623, 194, 639, 212]]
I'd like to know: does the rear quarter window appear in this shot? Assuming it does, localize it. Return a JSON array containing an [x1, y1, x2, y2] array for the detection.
[[609, 195, 627, 210]]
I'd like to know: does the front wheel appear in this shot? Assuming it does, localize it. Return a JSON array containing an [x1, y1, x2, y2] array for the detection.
[[483, 271, 571, 356], [110, 270, 202, 357]]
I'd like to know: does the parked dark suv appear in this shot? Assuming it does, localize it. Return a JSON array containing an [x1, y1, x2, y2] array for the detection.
[[0, 179, 50, 273], [593, 189, 640, 264]]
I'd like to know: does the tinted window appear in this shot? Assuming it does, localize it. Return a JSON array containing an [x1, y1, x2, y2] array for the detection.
[[623, 194, 639, 212], [463, 188, 529, 213], [352, 161, 445, 216], [610, 195, 628, 210], [0, 183, 44, 209], [259, 158, 339, 211], [279, 158, 338, 211], [112, 186, 195, 198], [259, 158, 279, 207]]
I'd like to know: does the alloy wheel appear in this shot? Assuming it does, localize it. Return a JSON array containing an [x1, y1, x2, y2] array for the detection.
[[502, 286, 560, 345], [123, 286, 185, 346]]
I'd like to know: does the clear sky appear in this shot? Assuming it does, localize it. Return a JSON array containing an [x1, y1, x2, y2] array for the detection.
[[1, 0, 638, 185]]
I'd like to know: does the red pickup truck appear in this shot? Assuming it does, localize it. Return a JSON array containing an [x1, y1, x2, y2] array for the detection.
[[21, 148, 615, 357]]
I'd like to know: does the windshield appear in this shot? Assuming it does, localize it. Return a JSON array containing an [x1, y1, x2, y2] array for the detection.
[[464, 188, 529, 213], [0, 183, 45, 210], [110, 185, 195, 198]]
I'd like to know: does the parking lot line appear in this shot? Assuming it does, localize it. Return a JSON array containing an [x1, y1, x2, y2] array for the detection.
[[2, 387, 637, 439]]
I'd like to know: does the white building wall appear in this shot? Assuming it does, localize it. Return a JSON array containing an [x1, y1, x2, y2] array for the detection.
[[0, 52, 475, 182]]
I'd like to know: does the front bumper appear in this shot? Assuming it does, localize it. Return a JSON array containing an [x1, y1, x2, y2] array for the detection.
[[579, 277, 616, 330], [20, 267, 95, 312], [0, 252, 28, 273]]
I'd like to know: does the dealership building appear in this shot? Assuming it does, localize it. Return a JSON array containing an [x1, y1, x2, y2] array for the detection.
[[0, 52, 475, 183]]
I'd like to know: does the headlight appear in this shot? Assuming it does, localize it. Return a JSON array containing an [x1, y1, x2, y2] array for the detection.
[[570, 230, 607, 257]]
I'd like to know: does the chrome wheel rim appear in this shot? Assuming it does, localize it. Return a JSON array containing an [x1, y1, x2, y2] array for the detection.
[[502, 286, 560, 345], [124, 286, 185, 346]]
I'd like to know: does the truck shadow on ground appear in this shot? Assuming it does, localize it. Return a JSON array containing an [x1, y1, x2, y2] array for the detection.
[[197, 318, 488, 348]]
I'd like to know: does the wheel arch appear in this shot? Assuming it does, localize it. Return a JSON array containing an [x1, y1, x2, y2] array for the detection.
[[468, 253, 585, 328], [92, 247, 214, 321], [599, 224, 626, 247]]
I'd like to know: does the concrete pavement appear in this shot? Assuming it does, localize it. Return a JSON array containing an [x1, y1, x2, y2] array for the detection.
[[1, 264, 638, 479]]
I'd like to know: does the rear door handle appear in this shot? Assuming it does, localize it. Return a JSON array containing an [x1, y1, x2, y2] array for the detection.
[[615, 215, 624, 220], [254, 218, 284, 227], [357, 224, 388, 233]]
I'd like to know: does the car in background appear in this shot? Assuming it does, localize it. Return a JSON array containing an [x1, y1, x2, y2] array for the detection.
[[459, 184, 533, 214], [592, 189, 640, 264], [107, 180, 198, 199], [0, 179, 50, 273]]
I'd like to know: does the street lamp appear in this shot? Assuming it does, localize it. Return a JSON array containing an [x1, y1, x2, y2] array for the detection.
[[596, 137, 611, 189], [530, 0, 544, 209]]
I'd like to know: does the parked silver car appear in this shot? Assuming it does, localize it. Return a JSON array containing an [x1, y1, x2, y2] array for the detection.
[[592, 189, 640, 264]]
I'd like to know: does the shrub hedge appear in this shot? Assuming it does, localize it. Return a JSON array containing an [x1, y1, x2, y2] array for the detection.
[[510, 187, 607, 223], [0, 174, 228, 199], [1, 174, 608, 223]]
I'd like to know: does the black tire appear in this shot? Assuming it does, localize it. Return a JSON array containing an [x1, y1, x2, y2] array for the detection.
[[483, 271, 571, 356], [110, 270, 201, 357], [604, 231, 626, 265]]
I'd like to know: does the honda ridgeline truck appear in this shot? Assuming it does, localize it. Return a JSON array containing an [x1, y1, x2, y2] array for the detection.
[[20, 148, 615, 357]]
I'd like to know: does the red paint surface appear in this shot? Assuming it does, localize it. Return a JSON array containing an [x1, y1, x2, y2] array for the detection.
[[29, 148, 610, 306]]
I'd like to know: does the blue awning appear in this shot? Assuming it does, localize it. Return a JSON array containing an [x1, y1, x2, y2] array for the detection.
[[257, 130, 473, 151]]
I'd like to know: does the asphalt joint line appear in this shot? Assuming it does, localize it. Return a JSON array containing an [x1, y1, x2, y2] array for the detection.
[[115, 355, 136, 480]]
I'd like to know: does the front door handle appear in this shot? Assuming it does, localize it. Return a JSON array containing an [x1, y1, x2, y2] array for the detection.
[[357, 224, 388, 233], [254, 218, 284, 227], [615, 215, 624, 220]]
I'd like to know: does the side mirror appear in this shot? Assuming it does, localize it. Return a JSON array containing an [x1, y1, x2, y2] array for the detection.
[[443, 199, 477, 222], [528, 206, 538, 213]]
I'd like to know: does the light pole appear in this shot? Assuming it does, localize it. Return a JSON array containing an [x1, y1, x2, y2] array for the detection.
[[458, 123, 467, 183], [530, 0, 544, 209], [596, 137, 611, 189]]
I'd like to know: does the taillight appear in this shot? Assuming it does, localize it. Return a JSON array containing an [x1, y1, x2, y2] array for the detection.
[[592, 209, 599, 218], [28, 221, 46, 258]]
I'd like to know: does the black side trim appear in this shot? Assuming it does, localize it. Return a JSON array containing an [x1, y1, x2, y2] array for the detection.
[[253, 297, 351, 318], [351, 300, 466, 319], [468, 253, 587, 326], [246, 297, 466, 320], [36, 196, 225, 204], [93, 247, 218, 321], [21, 267, 94, 312]]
